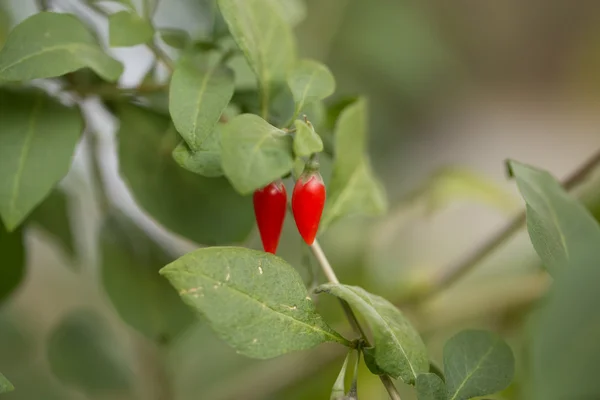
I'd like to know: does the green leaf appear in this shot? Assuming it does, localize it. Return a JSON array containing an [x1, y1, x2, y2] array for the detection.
[[116, 103, 253, 245], [160, 247, 348, 359], [169, 57, 234, 150], [272, 0, 307, 27], [0, 221, 24, 304], [530, 243, 600, 400], [221, 114, 294, 194], [0, 373, 14, 393], [444, 330, 515, 400], [0, 88, 83, 231], [159, 28, 191, 49], [28, 189, 75, 257], [293, 119, 323, 158], [287, 59, 335, 115], [316, 283, 428, 384], [320, 98, 387, 231], [172, 124, 224, 178], [330, 350, 352, 400], [416, 373, 446, 400], [47, 309, 132, 395], [218, 0, 297, 119], [0, 12, 123, 82], [108, 11, 154, 47], [100, 212, 194, 343], [507, 160, 600, 276]]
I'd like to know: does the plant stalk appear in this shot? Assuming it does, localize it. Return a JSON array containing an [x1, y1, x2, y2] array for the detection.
[[310, 240, 402, 400], [416, 148, 600, 303]]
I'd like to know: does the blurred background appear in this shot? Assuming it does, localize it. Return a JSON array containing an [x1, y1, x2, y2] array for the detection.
[[2, 0, 600, 399]]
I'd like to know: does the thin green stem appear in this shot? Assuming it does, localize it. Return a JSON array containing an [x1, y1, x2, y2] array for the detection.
[[87, 132, 110, 215], [309, 240, 401, 400], [412, 147, 600, 304], [147, 42, 175, 73]]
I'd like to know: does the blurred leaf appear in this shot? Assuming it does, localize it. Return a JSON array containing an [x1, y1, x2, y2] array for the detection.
[[507, 160, 600, 276], [530, 241, 600, 400], [429, 361, 445, 382], [169, 57, 234, 150], [0, 88, 82, 231], [159, 28, 190, 49], [0, 222, 24, 304], [27, 189, 75, 258], [100, 212, 195, 344], [172, 124, 223, 178], [90, 0, 135, 9], [330, 350, 351, 400], [271, 0, 307, 27], [444, 330, 515, 400], [416, 373, 446, 400], [47, 309, 132, 395], [108, 11, 154, 47], [221, 114, 294, 194], [320, 98, 387, 232], [293, 119, 323, 158], [0, 4, 11, 49], [160, 247, 349, 358], [316, 283, 428, 384], [287, 59, 335, 117], [218, 0, 296, 119], [116, 103, 254, 245], [0, 12, 123, 82], [0, 373, 13, 393], [423, 167, 518, 215]]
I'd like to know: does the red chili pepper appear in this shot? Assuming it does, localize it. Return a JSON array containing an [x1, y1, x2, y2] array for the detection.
[[253, 180, 287, 254], [292, 171, 326, 245]]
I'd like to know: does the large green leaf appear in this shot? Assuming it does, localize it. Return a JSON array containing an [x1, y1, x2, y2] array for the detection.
[[0, 373, 13, 393], [287, 59, 335, 116], [116, 103, 254, 245], [28, 189, 75, 257], [221, 114, 294, 194], [320, 98, 387, 231], [100, 213, 195, 344], [218, 0, 296, 119], [108, 11, 154, 47], [530, 244, 600, 400], [416, 373, 446, 400], [47, 309, 132, 395], [507, 160, 600, 276], [169, 57, 234, 150], [0, 12, 123, 82], [316, 283, 428, 384], [0, 222, 24, 304], [293, 119, 323, 158], [160, 247, 348, 359], [172, 124, 224, 178], [444, 330, 515, 400], [0, 88, 83, 231]]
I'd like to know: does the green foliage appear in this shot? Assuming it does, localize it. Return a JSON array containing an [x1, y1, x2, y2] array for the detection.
[[221, 114, 294, 194], [47, 309, 132, 395], [444, 330, 515, 400], [100, 212, 195, 344], [316, 283, 428, 384], [0, 88, 82, 231], [416, 373, 446, 400], [0, 373, 13, 394], [508, 160, 600, 276], [287, 59, 335, 118], [172, 125, 224, 178], [160, 247, 349, 359], [108, 11, 154, 47], [0, 12, 122, 82], [293, 119, 323, 158], [27, 189, 75, 258], [218, 0, 297, 119], [330, 350, 351, 400], [320, 98, 387, 232], [159, 28, 191, 49], [116, 103, 253, 244], [169, 57, 234, 150], [0, 221, 24, 304]]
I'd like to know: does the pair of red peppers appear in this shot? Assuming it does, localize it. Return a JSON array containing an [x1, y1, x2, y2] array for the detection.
[[253, 171, 325, 254]]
